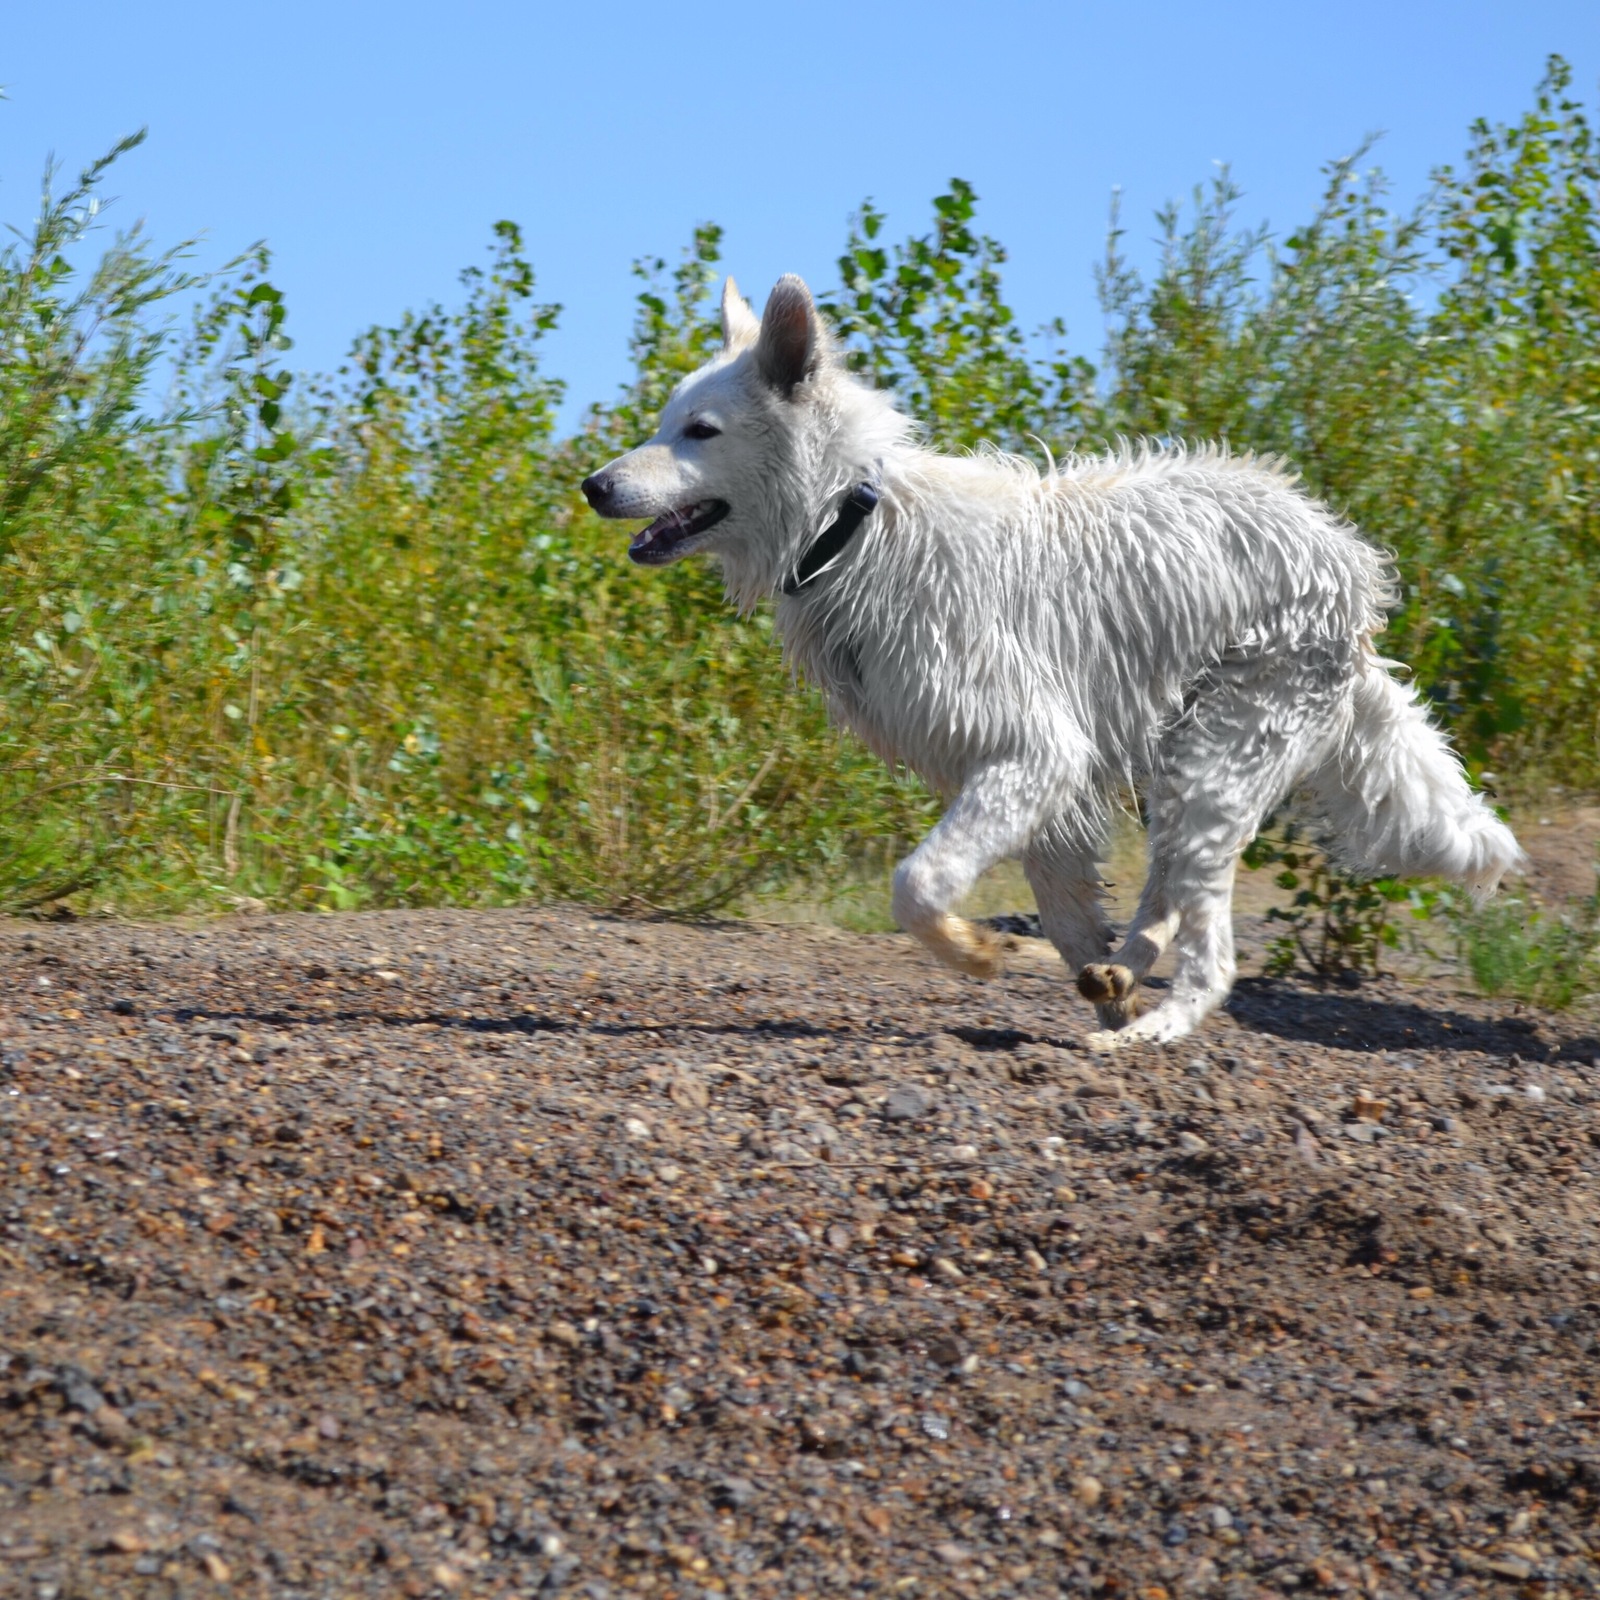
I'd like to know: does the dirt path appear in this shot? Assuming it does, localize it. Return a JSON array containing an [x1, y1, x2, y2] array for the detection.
[[3, 907, 1598, 1599]]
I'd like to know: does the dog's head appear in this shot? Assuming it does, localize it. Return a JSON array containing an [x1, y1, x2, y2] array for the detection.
[[582, 275, 898, 599]]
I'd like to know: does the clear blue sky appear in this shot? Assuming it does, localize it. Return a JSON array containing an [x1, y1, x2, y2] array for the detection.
[[8, 3, 1597, 432]]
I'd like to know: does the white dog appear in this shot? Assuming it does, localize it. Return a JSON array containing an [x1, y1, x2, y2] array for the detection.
[[583, 275, 1523, 1047]]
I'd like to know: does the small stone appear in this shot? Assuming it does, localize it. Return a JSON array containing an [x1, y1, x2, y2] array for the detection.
[[61, 1372, 107, 1414], [1072, 1074, 1122, 1098], [107, 1529, 146, 1554], [927, 1335, 965, 1367], [1295, 1124, 1322, 1164], [920, 1412, 951, 1441], [942, 1144, 980, 1164], [1523, 1084, 1546, 1104], [933, 1256, 964, 1281], [826, 1224, 853, 1250], [1352, 1090, 1387, 1122], [1176, 1131, 1208, 1155], [623, 1116, 653, 1141], [546, 1320, 582, 1349], [1022, 1247, 1048, 1272], [1072, 1474, 1103, 1507], [1206, 1505, 1233, 1531], [111, 998, 137, 1016], [1163, 1520, 1188, 1546], [884, 1085, 933, 1122], [654, 1163, 684, 1185], [935, 1541, 973, 1565], [201, 1551, 231, 1584], [712, 1476, 757, 1509]]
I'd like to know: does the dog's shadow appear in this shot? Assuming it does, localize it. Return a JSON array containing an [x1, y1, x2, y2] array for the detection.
[[1224, 975, 1591, 1061]]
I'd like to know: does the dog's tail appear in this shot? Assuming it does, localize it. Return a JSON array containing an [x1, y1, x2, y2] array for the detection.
[[1305, 658, 1524, 893]]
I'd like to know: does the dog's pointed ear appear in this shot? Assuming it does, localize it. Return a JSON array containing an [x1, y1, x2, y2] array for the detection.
[[756, 274, 819, 396], [720, 276, 760, 349]]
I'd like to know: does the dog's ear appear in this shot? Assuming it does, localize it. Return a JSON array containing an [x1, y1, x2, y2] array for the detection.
[[720, 276, 760, 349], [756, 275, 819, 396]]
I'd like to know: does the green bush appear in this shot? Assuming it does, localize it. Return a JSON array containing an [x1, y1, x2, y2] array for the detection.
[[1, 59, 1596, 918], [1240, 825, 1437, 983], [1445, 886, 1600, 1009]]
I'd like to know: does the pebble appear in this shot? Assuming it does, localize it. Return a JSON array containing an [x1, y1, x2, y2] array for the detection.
[[1176, 1131, 1208, 1155], [713, 1476, 757, 1509], [1072, 1474, 1103, 1507], [884, 1084, 933, 1121], [623, 1116, 653, 1141]]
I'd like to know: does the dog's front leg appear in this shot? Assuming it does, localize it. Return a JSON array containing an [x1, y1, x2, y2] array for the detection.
[[891, 763, 1059, 979]]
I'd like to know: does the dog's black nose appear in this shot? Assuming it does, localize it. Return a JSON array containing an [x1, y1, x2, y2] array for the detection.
[[581, 473, 611, 511]]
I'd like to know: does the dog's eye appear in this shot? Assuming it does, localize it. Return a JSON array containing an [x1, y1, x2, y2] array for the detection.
[[684, 420, 721, 441]]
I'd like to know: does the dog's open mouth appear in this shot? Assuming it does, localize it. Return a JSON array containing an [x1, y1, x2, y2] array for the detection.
[[628, 500, 730, 565]]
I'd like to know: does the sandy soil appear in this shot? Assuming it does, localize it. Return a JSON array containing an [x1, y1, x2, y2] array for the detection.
[[2, 904, 1599, 1600]]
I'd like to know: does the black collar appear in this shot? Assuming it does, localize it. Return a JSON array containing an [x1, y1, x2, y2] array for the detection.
[[782, 479, 881, 596]]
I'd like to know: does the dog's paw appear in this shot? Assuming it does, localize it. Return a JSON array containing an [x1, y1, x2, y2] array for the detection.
[[1108, 1002, 1203, 1048], [1076, 962, 1135, 1004], [929, 915, 1006, 979]]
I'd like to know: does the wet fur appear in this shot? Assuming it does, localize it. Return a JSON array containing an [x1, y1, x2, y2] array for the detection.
[[584, 276, 1524, 1047]]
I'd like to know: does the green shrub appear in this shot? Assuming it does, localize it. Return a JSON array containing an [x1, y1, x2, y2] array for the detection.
[[1241, 825, 1437, 983], [1445, 887, 1600, 1009], [1, 59, 1596, 918]]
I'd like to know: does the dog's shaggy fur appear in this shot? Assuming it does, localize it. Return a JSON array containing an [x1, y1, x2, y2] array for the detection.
[[584, 275, 1524, 1047]]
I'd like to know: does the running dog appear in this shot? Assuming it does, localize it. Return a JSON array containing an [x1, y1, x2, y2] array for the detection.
[[582, 275, 1522, 1047]]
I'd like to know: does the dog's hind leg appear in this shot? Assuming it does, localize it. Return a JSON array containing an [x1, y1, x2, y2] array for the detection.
[[1083, 641, 1348, 1049], [1022, 833, 1130, 1029], [892, 763, 1066, 979]]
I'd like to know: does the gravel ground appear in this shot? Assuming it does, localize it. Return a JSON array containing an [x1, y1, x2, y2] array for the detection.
[[3, 906, 1599, 1600]]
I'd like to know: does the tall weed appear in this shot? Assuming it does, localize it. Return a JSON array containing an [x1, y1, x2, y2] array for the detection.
[[1, 59, 1596, 917], [1446, 887, 1600, 1009]]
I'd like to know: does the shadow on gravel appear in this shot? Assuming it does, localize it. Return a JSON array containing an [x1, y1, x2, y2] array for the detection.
[[1227, 976, 1594, 1060], [170, 1005, 850, 1045]]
